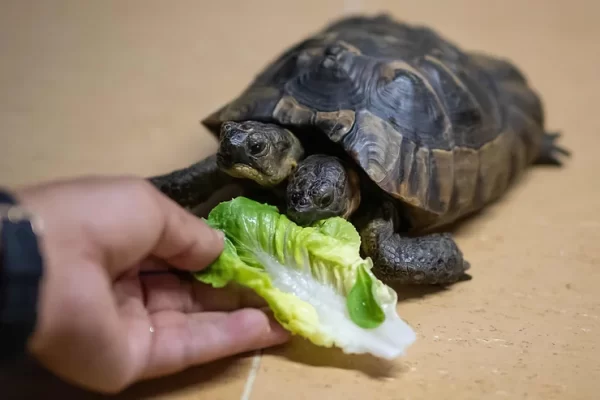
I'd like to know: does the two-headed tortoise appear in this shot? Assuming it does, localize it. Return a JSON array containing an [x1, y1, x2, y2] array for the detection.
[[150, 14, 570, 285]]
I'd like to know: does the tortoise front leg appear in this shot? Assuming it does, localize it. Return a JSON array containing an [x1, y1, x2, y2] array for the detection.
[[358, 202, 470, 285], [148, 154, 239, 209]]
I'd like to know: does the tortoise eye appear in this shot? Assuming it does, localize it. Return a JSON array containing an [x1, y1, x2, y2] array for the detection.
[[319, 192, 333, 207], [249, 141, 267, 156]]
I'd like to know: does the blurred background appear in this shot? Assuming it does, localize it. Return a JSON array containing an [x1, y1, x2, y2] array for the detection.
[[0, 0, 596, 187], [1, 1, 599, 399]]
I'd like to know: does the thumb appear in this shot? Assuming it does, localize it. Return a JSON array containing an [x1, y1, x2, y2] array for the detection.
[[149, 189, 225, 271], [17, 176, 225, 278]]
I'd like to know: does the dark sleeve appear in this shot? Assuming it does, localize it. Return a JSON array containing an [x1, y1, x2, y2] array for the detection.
[[0, 189, 45, 363]]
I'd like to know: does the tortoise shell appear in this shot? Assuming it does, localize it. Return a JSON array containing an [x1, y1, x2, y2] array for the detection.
[[202, 14, 546, 228]]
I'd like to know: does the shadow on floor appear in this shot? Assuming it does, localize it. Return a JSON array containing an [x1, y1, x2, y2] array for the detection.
[[1, 355, 244, 399], [267, 336, 409, 380]]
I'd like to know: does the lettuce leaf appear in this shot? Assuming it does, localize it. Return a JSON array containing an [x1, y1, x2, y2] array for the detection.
[[193, 196, 416, 359]]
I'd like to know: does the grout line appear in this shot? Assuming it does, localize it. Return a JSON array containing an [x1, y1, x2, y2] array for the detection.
[[240, 349, 263, 400]]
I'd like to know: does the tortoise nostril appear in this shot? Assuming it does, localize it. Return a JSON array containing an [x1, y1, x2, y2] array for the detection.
[[221, 121, 243, 136], [290, 193, 309, 208]]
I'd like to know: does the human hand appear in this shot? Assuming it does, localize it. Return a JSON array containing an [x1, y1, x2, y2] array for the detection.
[[15, 176, 290, 393]]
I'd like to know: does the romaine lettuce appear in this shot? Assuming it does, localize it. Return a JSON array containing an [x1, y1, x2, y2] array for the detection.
[[193, 196, 416, 359]]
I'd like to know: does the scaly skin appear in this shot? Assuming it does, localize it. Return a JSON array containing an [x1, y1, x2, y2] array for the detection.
[[358, 201, 470, 285], [149, 154, 236, 209], [150, 121, 471, 285], [283, 152, 471, 285], [149, 120, 304, 210], [285, 154, 361, 226], [216, 121, 305, 187]]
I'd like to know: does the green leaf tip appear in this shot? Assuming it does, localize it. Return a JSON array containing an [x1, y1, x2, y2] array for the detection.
[[347, 265, 386, 329]]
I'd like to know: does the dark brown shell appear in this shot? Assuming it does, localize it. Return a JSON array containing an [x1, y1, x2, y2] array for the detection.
[[202, 14, 546, 228]]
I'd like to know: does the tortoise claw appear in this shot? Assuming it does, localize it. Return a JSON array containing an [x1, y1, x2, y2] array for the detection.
[[534, 131, 572, 166]]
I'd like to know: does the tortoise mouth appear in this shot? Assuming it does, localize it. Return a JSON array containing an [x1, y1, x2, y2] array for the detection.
[[215, 152, 232, 169], [286, 208, 337, 226], [225, 163, 282, 187]]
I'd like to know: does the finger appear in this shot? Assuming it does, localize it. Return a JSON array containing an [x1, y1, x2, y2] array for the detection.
[[16, 176, 225, 279], [142, 273, 267, 314], [149, 190, 225, 271], [140, 308, 290, 381], [192, 281, 268, 311], [138, 256, 171, 272]]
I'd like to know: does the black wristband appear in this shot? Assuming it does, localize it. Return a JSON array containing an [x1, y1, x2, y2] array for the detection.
[[0, 189, 44, 362]]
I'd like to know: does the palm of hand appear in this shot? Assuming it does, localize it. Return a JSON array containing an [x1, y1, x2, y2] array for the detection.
[[115, 263, 284, 383]]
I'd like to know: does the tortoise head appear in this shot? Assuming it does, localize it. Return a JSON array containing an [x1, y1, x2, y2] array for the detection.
[[285, 154, 361, 226], [216, 121, 304, 186]]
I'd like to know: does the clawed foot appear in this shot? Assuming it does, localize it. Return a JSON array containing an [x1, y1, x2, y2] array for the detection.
[[534, 131, 571, 166], [359, 202, 470, 285]]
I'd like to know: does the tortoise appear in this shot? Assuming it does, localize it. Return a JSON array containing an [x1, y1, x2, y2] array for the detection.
[[150, 14, 570, 285]]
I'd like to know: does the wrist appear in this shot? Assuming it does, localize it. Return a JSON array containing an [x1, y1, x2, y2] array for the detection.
[[0, 188, 45, 363]]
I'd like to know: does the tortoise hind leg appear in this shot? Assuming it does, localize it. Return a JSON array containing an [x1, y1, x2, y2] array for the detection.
[[533, 131, 571, 166], [148, 154, 239, 209], [358, 201, 470, 285]]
